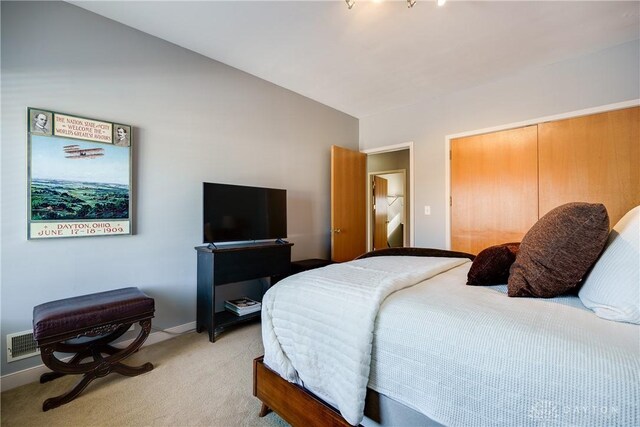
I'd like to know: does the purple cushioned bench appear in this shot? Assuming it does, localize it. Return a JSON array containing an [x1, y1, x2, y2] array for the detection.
[[33, 287, 155, 411]]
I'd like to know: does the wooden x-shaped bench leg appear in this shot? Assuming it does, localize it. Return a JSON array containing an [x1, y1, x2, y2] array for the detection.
[[40, 319, 153, 411]]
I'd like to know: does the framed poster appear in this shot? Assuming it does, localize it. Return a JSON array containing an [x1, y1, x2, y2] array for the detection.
[[27, 108, 133, 239]]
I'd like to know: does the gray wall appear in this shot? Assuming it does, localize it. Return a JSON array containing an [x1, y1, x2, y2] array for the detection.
[[360, 39, 640, 249], [0, 1, 358, 376]]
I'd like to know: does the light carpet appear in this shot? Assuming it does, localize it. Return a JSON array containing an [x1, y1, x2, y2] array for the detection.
[[1, 323, 289, 427]]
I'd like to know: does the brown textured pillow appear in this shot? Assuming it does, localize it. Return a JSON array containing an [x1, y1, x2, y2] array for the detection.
[[467, 243, 520, 286], [508, 202, 609, 298]]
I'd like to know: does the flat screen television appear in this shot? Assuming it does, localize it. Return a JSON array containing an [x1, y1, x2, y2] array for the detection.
[[203, 182, 287, 244]]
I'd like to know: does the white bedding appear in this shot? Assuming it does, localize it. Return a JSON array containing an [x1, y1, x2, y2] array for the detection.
[[263, 256, 640, 426], [262, 256, 470, 425], [369, 262, 640, 426]]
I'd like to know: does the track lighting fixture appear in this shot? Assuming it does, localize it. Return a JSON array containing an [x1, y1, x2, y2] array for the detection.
[[344, 0, 446, 10]]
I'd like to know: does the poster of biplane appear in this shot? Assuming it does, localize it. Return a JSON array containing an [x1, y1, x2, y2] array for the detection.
[[27, 108, 132, 239]]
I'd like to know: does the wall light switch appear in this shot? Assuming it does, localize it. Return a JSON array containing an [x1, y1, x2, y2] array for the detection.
[[424, 206, 431, 215]]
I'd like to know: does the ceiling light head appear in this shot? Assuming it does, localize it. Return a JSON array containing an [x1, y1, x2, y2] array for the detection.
[[345, 0, 355, 9], [437, 0, 447, 6], [407, 0, 416, 7]]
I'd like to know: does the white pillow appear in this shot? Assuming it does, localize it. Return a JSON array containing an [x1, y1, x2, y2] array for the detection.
[[579, 206, 640, 324]]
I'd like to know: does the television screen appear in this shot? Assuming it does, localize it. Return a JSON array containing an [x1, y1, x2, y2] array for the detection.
[[203, 182, 287, 244]]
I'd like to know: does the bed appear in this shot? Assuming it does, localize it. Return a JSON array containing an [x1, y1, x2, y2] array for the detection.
[[253, 204, 640, 426]]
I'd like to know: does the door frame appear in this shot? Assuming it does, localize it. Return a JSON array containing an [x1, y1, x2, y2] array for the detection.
[[444, 99, 639, 249], [362, 141, 415, 251], [367, 170, 407, 251]]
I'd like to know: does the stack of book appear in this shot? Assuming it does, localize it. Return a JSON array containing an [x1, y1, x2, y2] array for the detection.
[[224, 297, 262, 316]]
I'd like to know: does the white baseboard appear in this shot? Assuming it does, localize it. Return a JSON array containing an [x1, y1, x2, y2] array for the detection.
[[0, 321, 196, 392]]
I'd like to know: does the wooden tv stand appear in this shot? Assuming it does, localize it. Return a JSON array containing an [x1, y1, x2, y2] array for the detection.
[[195, 242, 293, 342]]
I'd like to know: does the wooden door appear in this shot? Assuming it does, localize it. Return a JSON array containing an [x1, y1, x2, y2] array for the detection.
[[331, 145, 366, 262], [373, 176, 388, 250], [538, 106, 640, 226], [451, 126, 539, 255]]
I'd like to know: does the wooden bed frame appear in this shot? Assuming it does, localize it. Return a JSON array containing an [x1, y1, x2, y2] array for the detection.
[[253, 356, 358, 427]]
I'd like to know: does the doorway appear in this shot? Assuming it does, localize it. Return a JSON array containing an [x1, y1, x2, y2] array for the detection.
[[331, 142, 414, 261], [363, 143, 414, 252]]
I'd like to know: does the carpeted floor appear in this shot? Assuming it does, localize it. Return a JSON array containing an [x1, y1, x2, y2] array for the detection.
[[1, 323, 289, 427]]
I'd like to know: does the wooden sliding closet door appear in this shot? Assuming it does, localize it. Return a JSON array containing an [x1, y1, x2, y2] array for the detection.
[[451, 126, 539, 255], [538, 106, 640, 226]]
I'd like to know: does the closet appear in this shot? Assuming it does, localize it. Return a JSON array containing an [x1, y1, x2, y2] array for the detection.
[[451, 106, 639, 255]]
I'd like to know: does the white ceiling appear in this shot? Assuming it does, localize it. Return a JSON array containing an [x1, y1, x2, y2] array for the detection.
[[71, 1, 640, 118]]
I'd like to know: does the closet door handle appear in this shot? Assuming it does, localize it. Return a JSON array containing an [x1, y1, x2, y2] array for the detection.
[[332, 228, 342, 234]]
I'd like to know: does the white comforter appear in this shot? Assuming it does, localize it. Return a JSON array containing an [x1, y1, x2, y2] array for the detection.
[[261, 255, 470, 425], [369, 262, 640, 426]]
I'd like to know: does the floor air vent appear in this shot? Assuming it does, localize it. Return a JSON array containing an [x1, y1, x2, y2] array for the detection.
[[7, 330, 40, 362]]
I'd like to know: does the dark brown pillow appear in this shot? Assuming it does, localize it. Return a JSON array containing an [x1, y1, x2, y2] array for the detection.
[[508, 202, 609, 298], [467, 243, 520, 286]]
